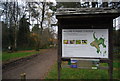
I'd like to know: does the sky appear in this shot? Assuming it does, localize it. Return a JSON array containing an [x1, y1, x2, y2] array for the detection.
[[115, 16, 120, 30], [0, 0, 58, 33]]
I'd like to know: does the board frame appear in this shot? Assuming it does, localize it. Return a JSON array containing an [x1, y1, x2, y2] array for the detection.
[[57, 13, 120, 80]]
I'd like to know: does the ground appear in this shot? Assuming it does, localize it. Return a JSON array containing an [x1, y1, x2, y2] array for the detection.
[[2, 48, 57, 79], [2, 48, 120, 79]]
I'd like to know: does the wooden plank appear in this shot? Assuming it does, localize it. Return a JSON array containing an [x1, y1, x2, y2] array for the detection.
[[61, 65, 109, 70]]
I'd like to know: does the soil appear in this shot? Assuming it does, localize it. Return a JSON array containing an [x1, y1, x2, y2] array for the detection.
[[2, 48, 57, 79]]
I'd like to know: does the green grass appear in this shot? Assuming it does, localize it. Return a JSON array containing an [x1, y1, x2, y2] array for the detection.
[[2, 51, 39, 61], [46, 61, 120, 79]]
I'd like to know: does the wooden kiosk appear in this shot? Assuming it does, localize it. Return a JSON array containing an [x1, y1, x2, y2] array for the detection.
[[56, 8, 120, 80]]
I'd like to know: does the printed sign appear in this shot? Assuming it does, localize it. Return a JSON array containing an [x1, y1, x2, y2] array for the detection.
[[62, 29, 109, 58]]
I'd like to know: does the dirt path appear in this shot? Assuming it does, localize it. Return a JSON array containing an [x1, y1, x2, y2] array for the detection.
[[2, 48, 57, 79]]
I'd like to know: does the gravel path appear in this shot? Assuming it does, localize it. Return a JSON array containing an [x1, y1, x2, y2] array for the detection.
[[2, 48, 57, 79]]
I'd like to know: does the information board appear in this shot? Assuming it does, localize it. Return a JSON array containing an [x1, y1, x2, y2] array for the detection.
[[62, 29, 109, 58]]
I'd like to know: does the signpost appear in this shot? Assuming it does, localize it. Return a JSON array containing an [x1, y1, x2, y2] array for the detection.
[[56, 8, 120, 80]]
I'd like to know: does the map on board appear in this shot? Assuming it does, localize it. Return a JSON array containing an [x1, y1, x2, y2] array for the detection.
[[90, 32, 106, 54]]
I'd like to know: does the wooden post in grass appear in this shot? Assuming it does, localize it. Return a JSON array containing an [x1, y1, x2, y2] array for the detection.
[[108, 20, 114, 80], [58, 20, 62, 80], [21, 73, 26, 80]]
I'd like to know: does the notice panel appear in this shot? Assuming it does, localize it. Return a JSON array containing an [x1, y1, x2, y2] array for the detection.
[[62, 29, 109, 58]]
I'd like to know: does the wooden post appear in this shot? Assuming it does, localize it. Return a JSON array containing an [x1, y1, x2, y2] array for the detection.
[[58, 21, 62, 80], [108, 61, 113, 80], [21, 73, 26, 80], [108, 20, 113, 80]]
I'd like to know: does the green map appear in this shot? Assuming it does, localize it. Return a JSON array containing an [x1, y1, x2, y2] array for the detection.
[[90, 32, 106, 54]]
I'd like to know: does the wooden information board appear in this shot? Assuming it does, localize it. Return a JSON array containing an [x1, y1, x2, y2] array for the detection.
[[56, 9, 120, 79]]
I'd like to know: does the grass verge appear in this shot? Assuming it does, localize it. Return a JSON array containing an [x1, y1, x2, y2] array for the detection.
[[46, 60, 120, 79], [2, 51, 39, 62]]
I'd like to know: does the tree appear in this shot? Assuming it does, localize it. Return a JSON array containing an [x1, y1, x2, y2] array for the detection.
[[40, 28, 55, 48], [32, 24, 41, 50], [17, 15, 30, 48], [2, 21, 9, 49], [26, 1, 57, 49], [1, 1, 21, 50]]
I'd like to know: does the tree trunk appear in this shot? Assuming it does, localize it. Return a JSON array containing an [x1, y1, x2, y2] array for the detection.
[[41, 2, 45, 32], [14, 2, 17, 50]]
